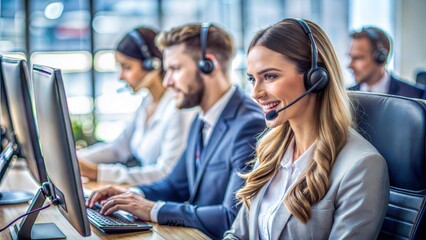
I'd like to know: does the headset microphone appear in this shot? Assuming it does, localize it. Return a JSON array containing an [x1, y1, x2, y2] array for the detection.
[[265, 78, 324, 120], [116, 84, 132, 93], [116, 70, 160, 94]]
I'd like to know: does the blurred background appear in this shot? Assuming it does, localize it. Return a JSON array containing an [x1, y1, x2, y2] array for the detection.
[[1, 0, 425, 146]]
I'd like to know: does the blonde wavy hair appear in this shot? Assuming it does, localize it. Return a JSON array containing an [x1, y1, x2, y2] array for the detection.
[[236, 19, 352, 223]]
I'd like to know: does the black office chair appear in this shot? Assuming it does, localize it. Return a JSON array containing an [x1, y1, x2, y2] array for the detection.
[[349, 91, 426, 240], [416, 70, 426, 86]]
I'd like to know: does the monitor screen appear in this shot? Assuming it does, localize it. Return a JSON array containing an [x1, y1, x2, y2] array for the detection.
[[1, 56, 48, 185], [31, 64, 91, 237], [0, 56, 44, 204], [0, 56, 14, 149], [0, 55, 14, 159]]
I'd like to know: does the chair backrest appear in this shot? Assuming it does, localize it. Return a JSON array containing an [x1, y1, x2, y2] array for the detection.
[[349, 91, 426, 240], [416, 70, 426, 86]]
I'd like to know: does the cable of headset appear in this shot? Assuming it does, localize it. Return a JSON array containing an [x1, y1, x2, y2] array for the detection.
[[0, 198, 60, 232]]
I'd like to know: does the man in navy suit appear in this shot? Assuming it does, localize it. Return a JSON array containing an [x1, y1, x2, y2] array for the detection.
[[86, 23, 265, 239], [348, 27, 425, 99]]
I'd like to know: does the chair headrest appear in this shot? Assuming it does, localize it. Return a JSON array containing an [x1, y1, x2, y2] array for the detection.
[[349, 91, 426, 191]]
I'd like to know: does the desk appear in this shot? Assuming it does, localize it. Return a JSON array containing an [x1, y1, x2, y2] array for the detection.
[[0, 161, 210, 240]]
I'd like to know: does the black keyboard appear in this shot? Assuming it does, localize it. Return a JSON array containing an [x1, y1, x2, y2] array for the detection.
[[86, 203, 152, 234]]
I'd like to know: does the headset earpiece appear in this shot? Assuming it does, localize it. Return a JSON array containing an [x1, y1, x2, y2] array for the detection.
[[143, 57, 162, 71], [198, 23, 215, 74], [304, 67, 329, 93], [128, 30, 162, 71], [373, 47, 387, 64], [291, 18, 329, 93], [363, 28, 388, 65], [198, 58, 215, 74]]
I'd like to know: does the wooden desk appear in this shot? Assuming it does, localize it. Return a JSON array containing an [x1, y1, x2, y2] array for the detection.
[[0, 160, 210, 240]]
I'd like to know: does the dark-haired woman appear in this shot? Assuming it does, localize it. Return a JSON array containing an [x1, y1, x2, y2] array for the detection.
[[78, 27, 192, 185]]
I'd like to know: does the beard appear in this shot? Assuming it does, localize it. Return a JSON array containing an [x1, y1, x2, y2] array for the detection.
[[176, 71, 205, 109]]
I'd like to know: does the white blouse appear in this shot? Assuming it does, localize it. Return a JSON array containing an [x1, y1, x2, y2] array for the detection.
[[78, 90, 196, 184], [258, 140, 315, 240]]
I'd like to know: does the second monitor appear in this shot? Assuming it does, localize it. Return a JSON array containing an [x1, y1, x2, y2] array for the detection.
[[10, 64, 91, 239], [0, 56, 47, 204]]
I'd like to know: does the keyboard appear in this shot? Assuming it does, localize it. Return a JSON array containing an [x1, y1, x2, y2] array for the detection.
[[86, 203, 152, 234]]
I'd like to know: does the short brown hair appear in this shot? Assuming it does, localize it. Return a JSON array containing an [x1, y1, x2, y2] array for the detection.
[[156, 23, 235, 74], [351, 27, 391, 59]]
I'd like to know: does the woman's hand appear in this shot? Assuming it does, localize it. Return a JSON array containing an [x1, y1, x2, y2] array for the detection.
[[78, 158, 98, 181]]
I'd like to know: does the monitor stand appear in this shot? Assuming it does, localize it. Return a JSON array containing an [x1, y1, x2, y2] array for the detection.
[[10, 184, 66, 240], [0, 143, 34, 205], [0, 191, 33, 204]]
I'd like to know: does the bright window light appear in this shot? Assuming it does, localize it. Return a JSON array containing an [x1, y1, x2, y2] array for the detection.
[[94, 50, 117, 72], [31, 51, 92, 73], [92, 14, 123, 34], [68, 96, 93, 115], [95, 92, 144, 114], [95, 121, 127, 142], [0, 41, 15, 52], [232, 50, 245, 70], [1, 52, 26, 60], [44, 2, 64, 20]]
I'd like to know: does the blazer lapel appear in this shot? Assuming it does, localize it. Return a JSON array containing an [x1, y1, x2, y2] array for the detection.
[[186, 116, 201, 191], [189, 119, 227, 203], [388, 76, 400, 95], [250, 176, 293, 240], [199, 120, 227, 168], [188, 87, 243, 203], [249, 180, 270, 240], [269, 195, 293, 240]]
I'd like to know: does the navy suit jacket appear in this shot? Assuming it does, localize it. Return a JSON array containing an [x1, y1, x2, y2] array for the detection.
[[349, 74, 426, 99], [137, 87, 266, 239]]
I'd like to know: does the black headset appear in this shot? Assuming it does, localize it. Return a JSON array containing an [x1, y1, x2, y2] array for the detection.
[[290, 18, 329, 93], [265, 19, 329, 121], [198, 23, 215, 74], [363, 28, 388, 64], [128, 30, 161, 71]]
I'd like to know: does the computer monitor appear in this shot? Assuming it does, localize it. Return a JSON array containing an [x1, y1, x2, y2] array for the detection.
[[0, 56, 15, 177], [11, 64, 91, 239], [0, 56, 47, 204], [1, 56, 14, 147]]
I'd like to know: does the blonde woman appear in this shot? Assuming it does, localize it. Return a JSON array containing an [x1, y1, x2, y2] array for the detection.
[[224, 19, 389, 239]]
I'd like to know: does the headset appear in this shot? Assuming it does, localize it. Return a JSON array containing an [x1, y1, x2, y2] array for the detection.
[[363, 28, 388, 64], [198, 23, 215, 74], [128, 30, 161, 71], [293, 18, 329, 93], [265, 18, 329, 121]]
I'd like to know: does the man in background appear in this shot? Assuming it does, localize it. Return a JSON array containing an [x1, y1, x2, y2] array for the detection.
[[348, 26, 425, 99]]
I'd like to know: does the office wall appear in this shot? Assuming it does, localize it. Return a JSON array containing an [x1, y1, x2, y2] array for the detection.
[[395, 0, 426, 82]]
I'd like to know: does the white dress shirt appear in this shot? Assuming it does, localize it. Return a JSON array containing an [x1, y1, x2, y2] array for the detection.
[[78, 90, 195, 184], [258, 139, 315, 240], [360, 71, 390, 93], [198, 85, 236, 146]]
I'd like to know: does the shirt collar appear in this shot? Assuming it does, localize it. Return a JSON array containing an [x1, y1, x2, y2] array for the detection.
[[147, 89, 174, 124], [199, 85, 236, 128], [281, 139, 316, 171], [360, 71, 390, 93]]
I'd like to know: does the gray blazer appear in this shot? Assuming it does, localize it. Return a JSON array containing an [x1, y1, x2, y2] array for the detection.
[[224, 129, 389, 240]]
